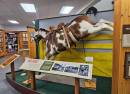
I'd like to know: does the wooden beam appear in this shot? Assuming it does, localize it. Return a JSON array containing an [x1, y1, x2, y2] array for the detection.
[[27, 27, 36, 58], [30, 71, 36, 90], [112, 0, 130, 94]]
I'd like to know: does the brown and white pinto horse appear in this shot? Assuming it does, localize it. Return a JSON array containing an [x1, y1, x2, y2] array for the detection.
[[34, 15, 113, 60]]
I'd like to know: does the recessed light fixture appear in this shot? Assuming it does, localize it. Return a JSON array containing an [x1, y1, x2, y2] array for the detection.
[[20, 3, 36, 13], [60, 6, 74, 14], [8, 20, 19, 24]]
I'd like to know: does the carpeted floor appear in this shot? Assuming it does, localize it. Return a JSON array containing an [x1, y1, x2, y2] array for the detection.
[[6, 70, 112, 94], [0, 55, 22, 94]]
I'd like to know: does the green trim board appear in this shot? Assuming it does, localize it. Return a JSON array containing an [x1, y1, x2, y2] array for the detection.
[[6, 70, 112, 94], [35, 19, 39, 29]]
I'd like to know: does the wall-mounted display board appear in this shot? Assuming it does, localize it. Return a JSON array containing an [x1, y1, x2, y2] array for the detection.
[[20, 58, 93, 80], [0, 30, 6, 57], [112, 0, 130, 94]]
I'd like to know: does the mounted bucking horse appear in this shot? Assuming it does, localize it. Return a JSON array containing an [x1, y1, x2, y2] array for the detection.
[[34, 15, 113, 60]]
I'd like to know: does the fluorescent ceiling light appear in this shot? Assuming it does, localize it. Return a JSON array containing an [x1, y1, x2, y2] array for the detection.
[[8, 20, 19, 24], [20, 3, 36, 13], [60, 6, 74, 14]]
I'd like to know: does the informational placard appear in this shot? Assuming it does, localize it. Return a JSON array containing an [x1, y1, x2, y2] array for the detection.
[[20, 57, 43, 71], [0, 54, 20, 68], [122, 25, 130, 47], [20, 58, 93, 80]]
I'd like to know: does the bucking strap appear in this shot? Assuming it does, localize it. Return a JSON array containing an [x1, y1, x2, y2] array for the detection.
[[68, 30, 78, 43]]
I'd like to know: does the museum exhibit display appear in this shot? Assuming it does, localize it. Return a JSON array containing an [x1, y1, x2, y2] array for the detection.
[[5, 9, 114, 94], [0, 0, 130, 94]]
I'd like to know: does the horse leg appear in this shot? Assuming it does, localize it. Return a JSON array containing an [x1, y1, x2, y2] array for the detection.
[[49, 55, 56, 60], [98, 19, 113, 27], [93, 22, 113, 32]]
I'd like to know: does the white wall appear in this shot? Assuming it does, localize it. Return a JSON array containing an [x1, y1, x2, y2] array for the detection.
[[94, 0, 113, 11], [39, 15, 81, 29], [4, 25, 27, 31], [86, 0, 114, 22], [0, 25, 4, 29]]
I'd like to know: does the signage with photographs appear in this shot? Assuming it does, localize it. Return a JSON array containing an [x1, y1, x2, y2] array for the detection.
[[40, 61, 54, 71], [20, 59, 93, 80]]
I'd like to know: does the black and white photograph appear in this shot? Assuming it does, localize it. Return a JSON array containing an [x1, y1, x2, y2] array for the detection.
[[64, 65, 79, 73], [78, 65, 89, 76], [52, 63, 65, 72]]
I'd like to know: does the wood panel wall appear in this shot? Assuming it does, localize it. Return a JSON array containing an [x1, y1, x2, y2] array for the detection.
[[112, 0, 130, 94], [0, 30, 6, 57], [27, 27, 36, 58], [18, 32, 28, 49]]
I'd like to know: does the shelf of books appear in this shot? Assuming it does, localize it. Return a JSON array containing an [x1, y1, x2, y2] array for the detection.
[[0, 30, 6, 57]]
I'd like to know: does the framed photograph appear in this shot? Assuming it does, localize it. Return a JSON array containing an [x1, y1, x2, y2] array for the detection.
[[124, 52, 130, 79], [52, 63, 65, 72], [64, 65, 79, 73], [40, 61, 54, 71], [78, 65, 89, 76]]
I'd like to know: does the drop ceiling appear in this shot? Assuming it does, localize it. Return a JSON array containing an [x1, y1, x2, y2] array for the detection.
[[0, 0, 100, 26]]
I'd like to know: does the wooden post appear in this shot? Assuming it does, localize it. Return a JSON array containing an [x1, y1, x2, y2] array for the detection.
[[75, 78, 80, 94], [112, 0, 130, 94], [20, 50, 25, 63], [30, 71, 36, 90], [10, 62, 16, 81]]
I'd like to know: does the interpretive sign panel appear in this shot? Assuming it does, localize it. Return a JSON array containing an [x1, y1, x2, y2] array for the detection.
[[0, 54, 20, 68], [20, 58, 93, 79]]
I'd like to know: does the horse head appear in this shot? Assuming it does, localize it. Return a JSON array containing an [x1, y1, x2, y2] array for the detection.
[[33, 28, 50, 42]]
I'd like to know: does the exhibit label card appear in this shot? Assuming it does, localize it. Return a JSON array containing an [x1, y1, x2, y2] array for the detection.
[[20, 58, 93, 80], [20, 57, 43, 71]]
